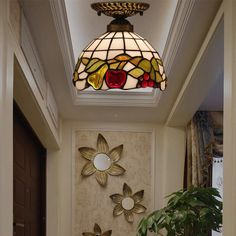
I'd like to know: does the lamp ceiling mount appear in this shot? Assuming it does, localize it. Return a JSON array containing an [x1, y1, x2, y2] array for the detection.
[[91, 2, 150, 19]]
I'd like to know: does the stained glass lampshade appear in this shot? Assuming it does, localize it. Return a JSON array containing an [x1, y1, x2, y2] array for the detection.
[[73, 2, 167, 91]]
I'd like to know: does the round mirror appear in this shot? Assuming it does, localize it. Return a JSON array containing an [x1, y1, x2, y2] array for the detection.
[[121, 197, 135, 210], [93, 153, 111, 171]]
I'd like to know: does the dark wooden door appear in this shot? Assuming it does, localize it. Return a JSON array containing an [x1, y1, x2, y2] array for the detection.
[[13, 104, 46, 236]]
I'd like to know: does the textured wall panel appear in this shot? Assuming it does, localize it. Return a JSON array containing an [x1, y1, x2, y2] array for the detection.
[[74, 130, 153, 236]]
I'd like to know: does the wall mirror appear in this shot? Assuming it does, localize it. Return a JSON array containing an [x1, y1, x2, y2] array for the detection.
[[79, 133, 126, 186], [93, 153, 112, 171], [110, 183, 146, 223], [122, 197, 135, 210]]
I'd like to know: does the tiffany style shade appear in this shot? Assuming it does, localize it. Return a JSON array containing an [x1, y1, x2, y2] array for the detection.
[[73, 2, 167, 91]]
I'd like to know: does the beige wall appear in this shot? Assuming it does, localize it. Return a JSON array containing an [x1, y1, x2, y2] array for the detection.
[[0, 1, 60, 236], [74, 130, 153, 236], [0, 1, 14, 235], [54, 120, 186, 236], [9, 0, 21, 43], [2, 1, 236, 235], [223, 0, 236, 234], [1, 2, 185, 236]]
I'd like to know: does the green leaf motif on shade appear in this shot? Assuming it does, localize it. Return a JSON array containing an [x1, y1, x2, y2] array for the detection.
[[86, 58, 99, 70], [115, 54, 131, 61], [73, 71, 79, 82], [155, 72, 163, 82], [151, 58, 159, 72], [150, 68, 155, 81], [87, 64, 108, 90], [157, 58, 163, 66], [139, 59, 151, 73], [86, 60, 106, 73], [129, 68, 144, 78], [82, 58, 89, 65], [130, 57, 142, 66], [109, 62, 120, 70]]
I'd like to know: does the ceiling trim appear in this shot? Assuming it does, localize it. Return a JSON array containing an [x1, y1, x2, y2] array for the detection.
[[50, 0, 199, 108], [162, 0, 196, 74], [73, 89, 161, 107], [165, 3, 224, 127], [49, 0, 76, 98]]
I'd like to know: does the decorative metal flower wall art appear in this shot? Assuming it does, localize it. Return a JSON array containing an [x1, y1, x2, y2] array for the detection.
[[79, 133, 126, 187], [110, 183, 146, 223], [82, 223, 112, 236]]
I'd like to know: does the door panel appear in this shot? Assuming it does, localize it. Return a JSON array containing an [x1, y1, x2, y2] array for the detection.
[[13, 105, 46, 236]]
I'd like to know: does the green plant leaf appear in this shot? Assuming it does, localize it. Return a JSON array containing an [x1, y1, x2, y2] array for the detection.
[[137, 186, 222, 236]]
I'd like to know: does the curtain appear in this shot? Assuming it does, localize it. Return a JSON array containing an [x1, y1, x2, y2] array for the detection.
[[212, 157, 223, 197], [184, 111, 223, 188], [212, 157, 223, 236]]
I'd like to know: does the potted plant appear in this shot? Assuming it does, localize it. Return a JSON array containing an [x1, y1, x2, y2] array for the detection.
[[137, 186, 222, 236]]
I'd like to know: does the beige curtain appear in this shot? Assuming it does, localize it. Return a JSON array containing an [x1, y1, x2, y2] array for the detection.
[[185, 111, 223, 188]]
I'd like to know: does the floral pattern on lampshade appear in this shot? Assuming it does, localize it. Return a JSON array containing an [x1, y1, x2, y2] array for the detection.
[[73, 31, 167, 91]]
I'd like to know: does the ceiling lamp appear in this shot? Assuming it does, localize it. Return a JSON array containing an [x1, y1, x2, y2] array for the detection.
[[73, 1, 167, 91]]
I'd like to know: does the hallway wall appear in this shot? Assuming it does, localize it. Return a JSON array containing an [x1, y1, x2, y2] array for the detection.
[[75, 130, 153, 236], [0, 1, 61, 235], [50, 120, 186, 236], [0, 2, 14, 236], [0, 1, 185, 235]]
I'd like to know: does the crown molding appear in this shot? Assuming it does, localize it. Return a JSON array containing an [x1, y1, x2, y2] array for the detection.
[[73, 89, 161, 107], [166, 4, 224, 126], [49, 0, 76, 98], [162, 0, 196, 74], [50, 0, 196, 107]]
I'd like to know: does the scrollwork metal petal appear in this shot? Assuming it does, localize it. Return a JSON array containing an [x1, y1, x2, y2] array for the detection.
[[110, 194, 124, 204], [101, 230, 112, 236], [95, 171, 108, 186], [124, 210, 134, 223], [79, 147, 96, 160], [113, 204, 124, 216], [108, 144, 123, 162], [132, 190, 144, 203], [81, 162, 96, 176], [82, 233, 96, 236], [123, 183, 132, 196], [94, 223, 102, 235], [97, 133, 109, 153], [132, 204, 146, 214], [107, 164, 125, 176]]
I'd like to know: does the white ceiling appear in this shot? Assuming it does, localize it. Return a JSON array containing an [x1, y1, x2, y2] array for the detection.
[[21, 0, 223, 123], [65, 0, 178, 61], [199, 74, 224, 111]]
